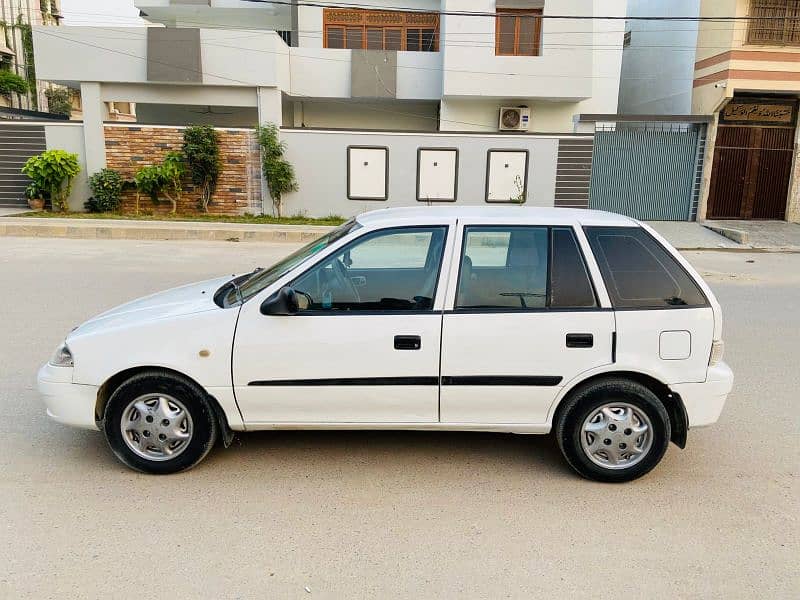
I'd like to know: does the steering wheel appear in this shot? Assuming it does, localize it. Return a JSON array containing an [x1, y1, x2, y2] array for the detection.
[[332, 258, 361, 303]]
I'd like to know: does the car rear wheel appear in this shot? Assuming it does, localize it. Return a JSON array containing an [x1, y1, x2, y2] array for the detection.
[[103, 371, 218, 474], [555, 378, 670, 483]]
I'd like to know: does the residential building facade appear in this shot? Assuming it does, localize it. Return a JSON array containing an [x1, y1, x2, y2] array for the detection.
[[693, 0, 800, 222], [34, 1, 626, 135], [618, 0, 701, 114], [0, 0, 61, 112]]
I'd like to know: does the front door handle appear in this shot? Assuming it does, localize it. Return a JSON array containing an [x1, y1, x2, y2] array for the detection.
[[394, 335, 421, 350], [566, 333, 593, 348]]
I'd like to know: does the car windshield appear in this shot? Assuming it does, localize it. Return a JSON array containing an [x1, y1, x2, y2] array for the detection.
[[220, 219, 361, 306]]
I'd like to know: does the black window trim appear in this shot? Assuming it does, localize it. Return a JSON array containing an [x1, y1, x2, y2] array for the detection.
[[583, 225, 710, 310], [452, 224, 601, 314], [484, 148, 530, 204], [346, 145, 389, 201], [416, 147, 459, 203], [289, 224, 451, 316]]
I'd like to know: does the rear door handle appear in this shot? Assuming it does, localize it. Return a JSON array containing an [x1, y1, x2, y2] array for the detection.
[[394, 335, 421, 350], [566, 333, 593, 348]]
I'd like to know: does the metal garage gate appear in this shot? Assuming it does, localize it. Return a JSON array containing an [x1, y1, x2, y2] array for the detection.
[[588, 121, 706, 221], [0, 123, 46, 207]]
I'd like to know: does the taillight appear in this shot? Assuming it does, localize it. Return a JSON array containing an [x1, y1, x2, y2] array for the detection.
[[709, 340, 724, 366]]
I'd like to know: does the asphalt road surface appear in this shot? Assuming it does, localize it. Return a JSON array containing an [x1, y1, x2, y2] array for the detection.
[[1, 237, 798, 599]]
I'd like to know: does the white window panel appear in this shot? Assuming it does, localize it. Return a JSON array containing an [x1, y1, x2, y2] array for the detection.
[[417, 148, 458, 202], [486, 149, 529, 203], [348, 146, 388, 200]]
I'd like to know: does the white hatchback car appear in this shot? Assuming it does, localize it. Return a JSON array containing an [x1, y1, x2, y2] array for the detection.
[[39, 207, 733, 481]]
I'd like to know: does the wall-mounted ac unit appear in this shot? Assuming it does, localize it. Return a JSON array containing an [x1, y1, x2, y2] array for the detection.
[[498, 107, 531, 131]]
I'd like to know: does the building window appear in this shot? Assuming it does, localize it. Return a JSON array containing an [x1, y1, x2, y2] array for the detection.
[[495, 8, 542, 56], [323, 8, 439, 51], [747, 0, 800, 46]]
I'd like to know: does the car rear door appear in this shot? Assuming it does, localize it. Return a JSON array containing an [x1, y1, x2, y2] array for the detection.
[[232, 223, 454, 425], [439, 221, 615, 425]]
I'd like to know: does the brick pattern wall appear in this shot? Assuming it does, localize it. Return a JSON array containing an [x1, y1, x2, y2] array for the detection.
[[104, 125, 262, 215]]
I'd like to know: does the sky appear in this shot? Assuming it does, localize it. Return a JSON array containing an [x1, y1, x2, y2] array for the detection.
[[61, 0, 145, 26]]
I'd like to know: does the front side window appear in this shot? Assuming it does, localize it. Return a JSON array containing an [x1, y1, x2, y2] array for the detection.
[[224, 219, 362, 306], [584, 226, 707, 309], [496, 9, 542, 56], [456, 226, 597, 310], [292, 226, 447, 312]]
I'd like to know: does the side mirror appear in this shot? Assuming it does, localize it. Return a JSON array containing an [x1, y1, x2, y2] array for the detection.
[[260, 286, 299, 316]]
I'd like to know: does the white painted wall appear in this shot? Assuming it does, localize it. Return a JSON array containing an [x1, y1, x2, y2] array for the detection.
[[43, 123, 90, 212], [280, 129, 559, 217], [439, 0, 626, 132], [618, 0, 700, 114]]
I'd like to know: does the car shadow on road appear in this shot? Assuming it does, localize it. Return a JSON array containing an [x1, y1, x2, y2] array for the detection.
[[207, 429, 573, 478]]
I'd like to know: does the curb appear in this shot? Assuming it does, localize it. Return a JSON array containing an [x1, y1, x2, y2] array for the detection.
[[701, 223, 750, 245], [0, 218, 334, 243]]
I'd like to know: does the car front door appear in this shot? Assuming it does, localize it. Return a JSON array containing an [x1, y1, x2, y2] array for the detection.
[[440, 223, 615, 425], [232, 224, 452, 425]]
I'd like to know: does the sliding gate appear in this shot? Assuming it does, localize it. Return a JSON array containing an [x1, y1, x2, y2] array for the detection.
[[589, 121, 706, 221]]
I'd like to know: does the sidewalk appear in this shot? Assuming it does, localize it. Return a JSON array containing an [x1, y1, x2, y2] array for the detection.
[[701, 220, 800, 252], [0, 216, 333, 244], [2, 213, 799, 251]]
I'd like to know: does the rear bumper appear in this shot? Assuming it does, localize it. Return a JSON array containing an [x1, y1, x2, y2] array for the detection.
[[37, 363, 99, 430], [671, 362, 734, 428]]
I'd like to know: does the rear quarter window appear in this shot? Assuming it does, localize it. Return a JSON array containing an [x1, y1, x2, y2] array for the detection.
[[584, 226, 707, 309]]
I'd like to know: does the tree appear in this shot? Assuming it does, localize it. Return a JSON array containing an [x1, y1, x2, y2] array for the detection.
[[182, 125, 221, 212], [0, 71, 28, 98], [133, 152, 185, 214], [44, 87, 72, 118], [256, 123, 298, 218]]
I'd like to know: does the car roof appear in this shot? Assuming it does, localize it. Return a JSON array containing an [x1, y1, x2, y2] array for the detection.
[[355, 206, 639, 228]]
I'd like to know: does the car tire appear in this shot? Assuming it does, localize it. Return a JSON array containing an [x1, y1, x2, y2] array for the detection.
[[103, 370, 218, 474], [555, 378, 670, 483]]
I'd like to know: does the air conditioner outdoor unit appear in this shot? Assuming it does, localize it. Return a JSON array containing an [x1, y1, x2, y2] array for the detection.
[[498, 107, 531, 131]]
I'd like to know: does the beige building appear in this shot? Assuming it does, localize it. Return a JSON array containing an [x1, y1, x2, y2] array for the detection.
[[693, 0, 800, 222]]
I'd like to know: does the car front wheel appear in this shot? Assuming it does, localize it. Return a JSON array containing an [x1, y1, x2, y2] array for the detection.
[[103, 371, 218, 474], [555, 378, 670, 483]]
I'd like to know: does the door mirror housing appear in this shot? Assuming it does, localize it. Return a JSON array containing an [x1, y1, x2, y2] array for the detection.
[[260, 286, 299, 315]]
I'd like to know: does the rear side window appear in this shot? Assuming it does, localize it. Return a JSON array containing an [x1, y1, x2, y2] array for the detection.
[[584, 226, 707, 309], [455, 226, 597, 310], [550, 227, 596, 308]]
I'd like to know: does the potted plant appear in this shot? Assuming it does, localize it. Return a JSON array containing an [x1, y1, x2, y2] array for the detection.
[[24, 183, 46, 211], [21, 149, 81, 212]]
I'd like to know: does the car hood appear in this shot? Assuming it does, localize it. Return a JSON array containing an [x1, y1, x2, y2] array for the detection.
[[69, 275, 235, 338]]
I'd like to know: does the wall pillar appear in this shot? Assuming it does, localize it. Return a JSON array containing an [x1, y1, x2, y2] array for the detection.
[[256, 86, 282, 126], [786, 123, 800, 223], [79, 82, 107, 176], [696, 113, 719, 221]]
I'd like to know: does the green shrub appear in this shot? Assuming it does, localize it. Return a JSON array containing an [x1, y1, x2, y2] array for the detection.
[[21, 149, 80, 211], [44, 87, 72, 118], [256, 123, 298, 218], [133, 152, 185, 214], [86, 168, 124, 212], [182, 125, 221, 212], [0, 71, 28, 96]]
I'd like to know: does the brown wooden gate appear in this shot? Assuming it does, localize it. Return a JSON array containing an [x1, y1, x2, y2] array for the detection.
[[707, 98, 798, 220]]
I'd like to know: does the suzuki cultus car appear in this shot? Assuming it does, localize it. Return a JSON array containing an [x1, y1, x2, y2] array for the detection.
[[39, 207, 732, 481]]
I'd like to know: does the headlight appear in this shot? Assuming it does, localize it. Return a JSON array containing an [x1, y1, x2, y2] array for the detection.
[[49, 342, 74, 367]]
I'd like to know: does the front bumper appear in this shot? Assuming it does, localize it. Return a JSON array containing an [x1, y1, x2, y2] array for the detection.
[[671, 361, 734, 428], [37, 363, 100, 430]]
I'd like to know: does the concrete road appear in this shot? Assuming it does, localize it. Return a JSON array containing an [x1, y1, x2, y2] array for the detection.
[[1, 237, 797, 599]]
